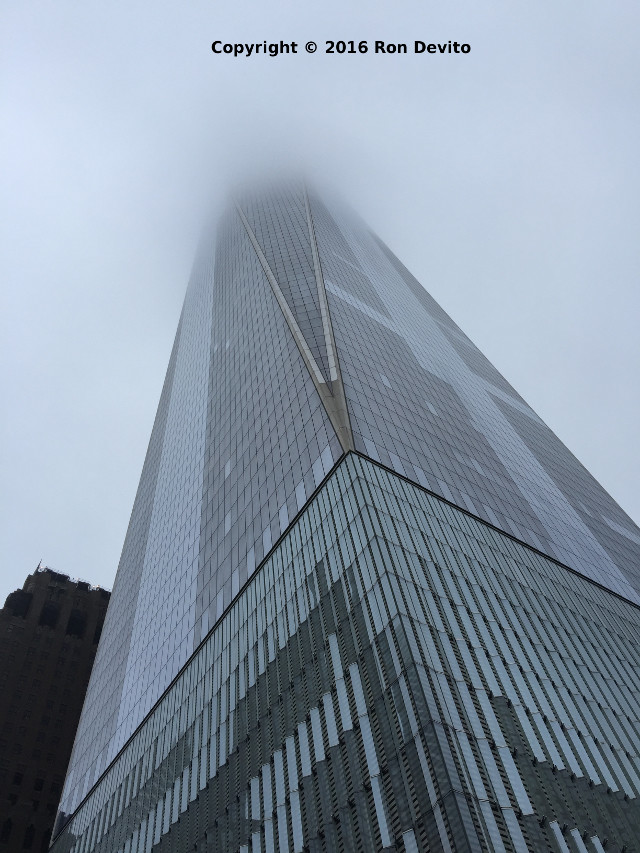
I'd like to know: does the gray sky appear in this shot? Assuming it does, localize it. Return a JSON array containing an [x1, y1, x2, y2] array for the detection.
[[1, 0, 639, 603]]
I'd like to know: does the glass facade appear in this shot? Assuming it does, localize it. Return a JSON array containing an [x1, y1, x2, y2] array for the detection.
[[52, 456, 640, 852], [309, 192, 640, 602], [55, 183, 640, 851]]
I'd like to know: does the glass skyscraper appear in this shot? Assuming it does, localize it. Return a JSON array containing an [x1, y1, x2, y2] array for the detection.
[[52, 183, 640, 852]]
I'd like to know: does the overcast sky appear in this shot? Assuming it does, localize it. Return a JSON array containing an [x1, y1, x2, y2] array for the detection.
[[1, 0, 639, 603]]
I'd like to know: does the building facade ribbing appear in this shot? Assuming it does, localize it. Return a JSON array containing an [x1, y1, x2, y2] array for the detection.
[[52, 183, 640, 852]]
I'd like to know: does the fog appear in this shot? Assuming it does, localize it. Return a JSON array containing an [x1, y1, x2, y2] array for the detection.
[[2, 0, 639, 600]]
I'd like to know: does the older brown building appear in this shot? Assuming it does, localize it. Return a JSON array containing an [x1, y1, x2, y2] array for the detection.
[[0, 566, 109, 852]]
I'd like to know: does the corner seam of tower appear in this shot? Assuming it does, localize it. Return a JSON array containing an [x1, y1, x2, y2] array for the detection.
[[236, 200, 354, 452], [303, 186, 354, 452]]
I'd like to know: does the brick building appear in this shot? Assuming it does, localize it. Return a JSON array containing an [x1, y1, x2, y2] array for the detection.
[[0, 566, 109, 852]]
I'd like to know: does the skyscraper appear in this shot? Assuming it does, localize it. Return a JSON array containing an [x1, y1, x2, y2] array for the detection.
[[52, 183, 640, 852]]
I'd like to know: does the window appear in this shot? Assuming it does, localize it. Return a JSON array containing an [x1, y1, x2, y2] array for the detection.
[[0, 818, 12, 843], [38, 603, 59, 629], [22, 823, 35, 849]]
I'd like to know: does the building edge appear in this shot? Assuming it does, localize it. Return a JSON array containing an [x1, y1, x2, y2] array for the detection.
[[50, 453, 640, 852]]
